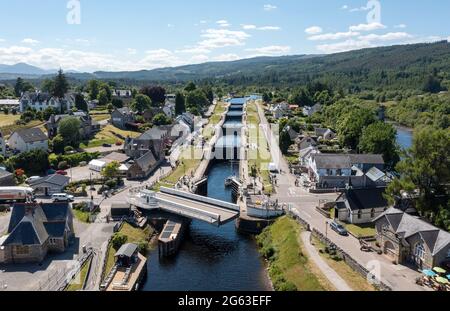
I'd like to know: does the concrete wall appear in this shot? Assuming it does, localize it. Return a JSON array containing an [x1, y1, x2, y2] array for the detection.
[[1, 243, 48, 264]]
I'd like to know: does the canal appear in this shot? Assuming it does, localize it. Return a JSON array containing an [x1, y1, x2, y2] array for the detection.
[[396, 125, 413, 150], [142, 101, 272, 291]]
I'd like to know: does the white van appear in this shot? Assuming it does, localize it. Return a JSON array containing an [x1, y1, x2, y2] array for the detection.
[[52, 193, 75, 202]]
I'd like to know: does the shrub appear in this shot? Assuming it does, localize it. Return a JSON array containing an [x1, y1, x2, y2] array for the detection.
[[111, 233, 128, 250], [58, 161, 68, 170], [105, 179, 117, 189]]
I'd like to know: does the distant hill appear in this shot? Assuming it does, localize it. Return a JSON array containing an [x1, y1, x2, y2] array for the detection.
[[1, 41, 449, 91], [0, 63, 57, 75]]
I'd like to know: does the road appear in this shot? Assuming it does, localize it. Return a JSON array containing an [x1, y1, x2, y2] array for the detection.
[[256, 101, 424, 291]]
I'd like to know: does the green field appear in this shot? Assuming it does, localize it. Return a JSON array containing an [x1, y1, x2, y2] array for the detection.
[[257, 216, 330, 291], [0, 113, 20, 127], [80, 125, 140, 149]]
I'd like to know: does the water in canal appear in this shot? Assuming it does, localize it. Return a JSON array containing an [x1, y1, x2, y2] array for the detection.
[[396, 126, 413, 150], [142, 160, 271, 291]]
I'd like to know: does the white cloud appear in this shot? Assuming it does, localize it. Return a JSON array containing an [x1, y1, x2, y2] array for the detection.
[[216, 20, 231, 28], [127, 48, 137, 55], [448, 36, 450, 42], [308, 31, 360, 41], [245, 45, 291, 56], [199, 29, 250, 49], [358, 32, 413, 42], [0, 39, 5, 42], [394, 24, 407, 29], [177, 46, 212, 54], [242, 24, 280, 31], [22, 38, 40, 45], [341, 5, 348, 10], [263, 4, 277, 11], [349, 5, 370, 12], [305, 26, 323, 35], [213, 54, 241, 62], [349, 23, 386, 32], [167, 23, 174, 28]]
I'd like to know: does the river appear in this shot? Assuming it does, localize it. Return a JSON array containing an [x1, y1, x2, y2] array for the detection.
[[395, 125, 413, 150]]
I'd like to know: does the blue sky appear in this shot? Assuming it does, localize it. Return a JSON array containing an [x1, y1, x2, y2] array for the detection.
[[0, 0, 449, 72]]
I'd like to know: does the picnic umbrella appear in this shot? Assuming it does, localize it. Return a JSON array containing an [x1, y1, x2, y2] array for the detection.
[[435, 277, 449, 285], [433, 267, 447, 274], [422, 269, 437, 277]]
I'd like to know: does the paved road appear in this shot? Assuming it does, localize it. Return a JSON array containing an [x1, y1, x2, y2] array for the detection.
[[256, 101, 424, 291], [301, 232, 353, 291]]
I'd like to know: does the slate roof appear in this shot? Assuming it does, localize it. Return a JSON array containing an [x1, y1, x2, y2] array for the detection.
[[3, 216, 49, 246], [375, 208, 450, 256], [134, 150, 158, 171], [0, 169, 13, 179], [115, 243, 138, 258], [43, 222, 67, 238], [312, 154, 352, 169], [339, 188, 389, 211], [349, 154, 385, 165], [13, 128, 47, 143], [29, 174, 70, 187]]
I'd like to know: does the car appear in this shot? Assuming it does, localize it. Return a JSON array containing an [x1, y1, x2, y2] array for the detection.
[[52, 193, 74, 202], [330, 221, 349, 236], [102, 143, 112, 148], [56, 170, 68, 176], [26, 176, 41, 183]]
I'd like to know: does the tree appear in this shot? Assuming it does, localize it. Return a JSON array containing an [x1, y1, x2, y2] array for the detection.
[[130, 94, 151, 113], [385, 127, 449, 228], [52, 135, 65, 154], [6, 149, 49, 175], [423, 75, 444, 93], [97, 89, 109, 106], [101, 161, 120, 180], [184, 81, 197, 92], [42, 107, 57, 121], [175, 92, 186, 116], [111, 233, 128, 250], [74, 93, 88, 112], [337, 107, 376, 150], [201, 85, 214, 104], [53, 69, 69, 98], [87, 80, 100, 100], [58, 117, 82, 148], [279, 128, 292, 154], [140, 86, 166, 105], [14, 77, 34, 97], [359, 122, 400, 169], [186, 89, 208, 115], [107, 103, 114, 114], [262, 93, 271, 103], [41, 79, 55, 94], [152, 113, 172, 126], [111, 98, 124, 109]]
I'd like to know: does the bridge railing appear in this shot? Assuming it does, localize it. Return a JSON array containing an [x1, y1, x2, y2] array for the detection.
[[160, 187, 240, 212], [157, 197, 221, 225]]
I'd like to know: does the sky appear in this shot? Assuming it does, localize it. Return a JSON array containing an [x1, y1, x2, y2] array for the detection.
[[0, 0, 449, 72]]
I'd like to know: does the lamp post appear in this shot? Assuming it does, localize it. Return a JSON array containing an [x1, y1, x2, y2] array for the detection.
[[325, 221, 329, 239]]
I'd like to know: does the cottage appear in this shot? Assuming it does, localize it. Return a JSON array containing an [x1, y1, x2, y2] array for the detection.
[[28, 174, 70, 196], [162, 102, 175, 118], [0, 202, 74, 264], [296, 135, 318, 151], [374, 208, 450, 269], [299, 146, 320, 166], [303, 103, 323, 117], [111, 107, 135, 129], [176, 112, 196, 132], [308, 153, 386, 189], [315, 127, 336, 141], [125, 125, 178, 160], [127, 149, 161, 180], [46, 111, 99, 139], [335, 187, 389, 224], [19, 91, 75, 113], [8, 128, 48, 153]]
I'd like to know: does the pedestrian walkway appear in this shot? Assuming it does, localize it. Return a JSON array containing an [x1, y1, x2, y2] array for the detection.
[[301, 231, 353, 291]]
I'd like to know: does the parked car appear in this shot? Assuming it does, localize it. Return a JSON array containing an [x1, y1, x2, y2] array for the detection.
[[330, 221, 348, 236], [26, 176, 41, 184], [102, 143, 112, 148], [56, 170, 68, 176], [52, 193, 74, 202]]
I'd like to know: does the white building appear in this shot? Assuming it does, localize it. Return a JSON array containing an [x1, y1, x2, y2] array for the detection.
[[19, 91, 75, 113], [8, 128, 48, 153]]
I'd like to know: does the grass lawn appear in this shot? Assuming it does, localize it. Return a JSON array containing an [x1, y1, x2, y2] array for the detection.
[[257, 216, 331, 291], [203, 102, 227, 140], [247, 102, 273, 194], [312, 236, 377, 291], [72, 209, 91, 223], [65, 257, 92, 291], [103, 223, 153, 279], [80, 124, 140, 148], [0, 113, 20, 127], [0, 119, 44, 137], [91, 114, 110, 122], [163, 146, 201, 184], [345, 223, 377, 238]]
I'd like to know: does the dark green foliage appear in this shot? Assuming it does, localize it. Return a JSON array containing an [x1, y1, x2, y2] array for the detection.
[[111, 233, 128, 250], [75, 93, 88, 112], [140, 86, 166, 105], [152, 113, 172, 126], [58, 117, 82, 148], [6, 149, 49, 175], [175, 92, 186, 116]]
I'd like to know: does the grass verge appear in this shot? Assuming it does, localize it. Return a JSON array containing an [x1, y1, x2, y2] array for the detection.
[[345, 223, 376, 238], [65, 257, 92, 291]]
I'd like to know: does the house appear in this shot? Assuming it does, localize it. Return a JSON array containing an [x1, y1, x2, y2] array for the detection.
[[299, 146, 320, 166], [335, 187, 389, 224], [8, 128, 48, 153], [0, 168, 15, 186], [315, 127, 336, 141], [0, 99, 20, 110], [271, 102, 289, 119], [111, 107, 135, 129], [0, 202, 74, 264], [303, 103, 323, 117], [374, 208, 450, 269], [296, 135, 318, 151], [46, 111, 100, 139], [308, 153, 386, 189], [19, 91, 75, 113], [127, 149, 161, 180], [142, 108, 162, 123], [176, 112, 195, 132], [28, 174, 70, 196], [162, 102, 175, 118]]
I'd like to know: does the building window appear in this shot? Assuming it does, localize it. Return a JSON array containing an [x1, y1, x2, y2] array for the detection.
[[358, 210, 362, 219], [15, 245, 29, 255], [371, 209, 376, 219], [414, 243, 425, 261]]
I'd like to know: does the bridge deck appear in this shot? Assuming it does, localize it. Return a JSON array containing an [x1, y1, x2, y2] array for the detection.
[[155, 192, 239, 226]]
